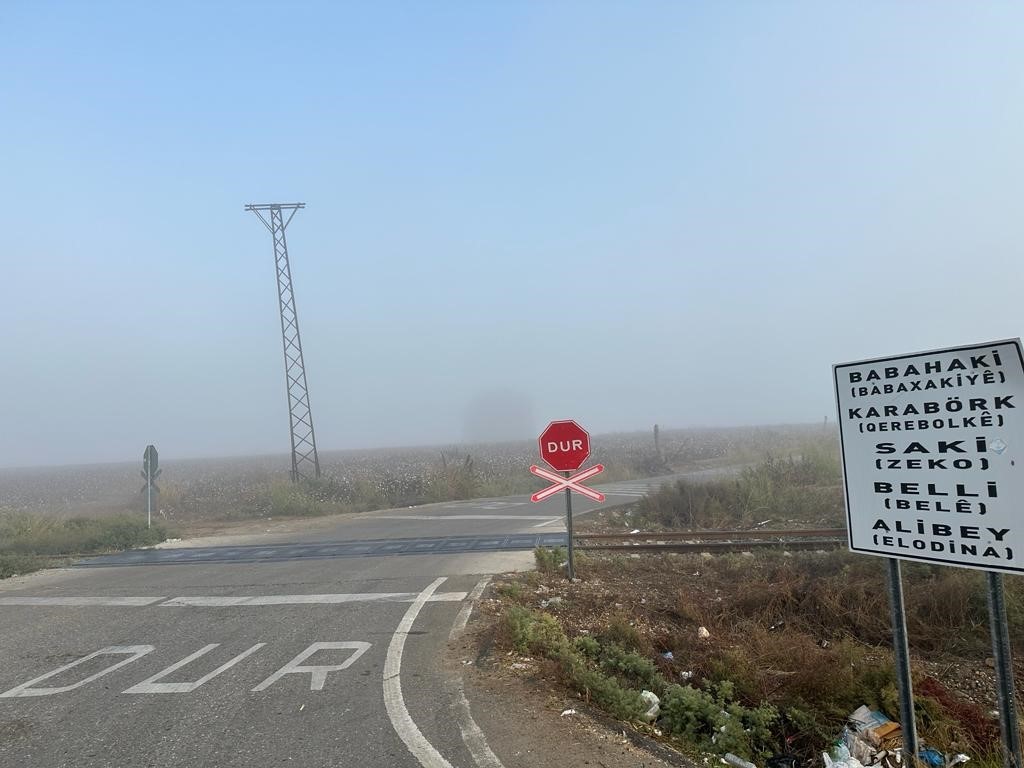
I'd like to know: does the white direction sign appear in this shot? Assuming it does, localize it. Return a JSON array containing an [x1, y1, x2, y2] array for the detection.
[[834, 339, 1024, 574]]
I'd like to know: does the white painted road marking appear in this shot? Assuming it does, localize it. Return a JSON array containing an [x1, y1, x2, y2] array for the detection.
[[160, 592, 467, 607], [384, 577, 456, 768], [124, 643, 266, 694], [252, 642, 371, 692], [0, 597, 166, 606], [1, 642, 374, 697], [0, 592, 468, 608], [446, 578, 506, 768], [369, 514, 554, 521], [0, 646, 155, 698]]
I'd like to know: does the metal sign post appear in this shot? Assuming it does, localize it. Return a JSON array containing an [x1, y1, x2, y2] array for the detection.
[[886, 558, 919, 760], [987, 572, 1023, 768], [835, 339, 1024, 767], [564, 471, 575, 580]]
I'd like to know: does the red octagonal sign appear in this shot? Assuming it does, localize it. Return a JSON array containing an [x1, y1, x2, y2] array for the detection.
[[538, 420, 591, 471]]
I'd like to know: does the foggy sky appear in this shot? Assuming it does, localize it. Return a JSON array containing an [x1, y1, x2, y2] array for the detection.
[[2, 2, 1023, 468]]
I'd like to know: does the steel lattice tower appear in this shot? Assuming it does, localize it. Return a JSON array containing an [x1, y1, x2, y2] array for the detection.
[[245, 202, 321, 482]]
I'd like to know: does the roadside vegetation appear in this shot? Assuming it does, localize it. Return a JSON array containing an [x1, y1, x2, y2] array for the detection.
[[485, 440, 1015, 768], [0, 425, 833, 579], [0, 425, 831, 527], [0, 512, 171, 578], [633, 432, 843, 530]]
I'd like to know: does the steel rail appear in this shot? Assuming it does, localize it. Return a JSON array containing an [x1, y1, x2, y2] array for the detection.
[[574, 528, 845, 542]]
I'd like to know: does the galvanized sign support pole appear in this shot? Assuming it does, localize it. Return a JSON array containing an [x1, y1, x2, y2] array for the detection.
[[564, 470, 575, 581], [987, 572, 1022, 768], [886, 559, 919, 762]]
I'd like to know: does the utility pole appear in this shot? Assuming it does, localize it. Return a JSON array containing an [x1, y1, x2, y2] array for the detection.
[[245, 203, 321, 482]]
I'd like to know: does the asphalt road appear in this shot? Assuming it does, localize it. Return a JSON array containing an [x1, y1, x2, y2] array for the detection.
[[0, 473, 690, 767]]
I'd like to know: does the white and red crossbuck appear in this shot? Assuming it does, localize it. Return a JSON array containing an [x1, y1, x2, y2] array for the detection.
[[529, 463, 606, 503]]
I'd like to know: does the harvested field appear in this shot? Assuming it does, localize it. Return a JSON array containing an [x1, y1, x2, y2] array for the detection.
[[0, 424, 826, 523]]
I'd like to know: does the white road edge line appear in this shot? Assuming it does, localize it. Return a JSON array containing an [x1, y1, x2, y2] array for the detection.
[[384, 577, 456, 768], [0, 597, 166, 606], [0, 593, 467, 608], [371, 515, 556, 521], [446, 577, 505, 768], [158, 593, 467, 607]]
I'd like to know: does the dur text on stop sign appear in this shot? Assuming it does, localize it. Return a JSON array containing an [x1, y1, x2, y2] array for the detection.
[[546, 438, 584, 453]]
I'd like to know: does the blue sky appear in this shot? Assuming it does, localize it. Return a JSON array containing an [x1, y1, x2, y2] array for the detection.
[[2, 2, 1023, 466]]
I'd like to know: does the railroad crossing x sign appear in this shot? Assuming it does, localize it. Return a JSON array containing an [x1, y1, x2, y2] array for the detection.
[[529, 463, 606, 503]]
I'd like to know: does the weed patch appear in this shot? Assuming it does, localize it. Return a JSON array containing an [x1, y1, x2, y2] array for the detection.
[[0, 512, 172, 578], [487, 550, 1012, 766]]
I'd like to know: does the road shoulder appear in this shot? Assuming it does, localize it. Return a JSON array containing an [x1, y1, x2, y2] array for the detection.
[[446, 592, 687, 768]]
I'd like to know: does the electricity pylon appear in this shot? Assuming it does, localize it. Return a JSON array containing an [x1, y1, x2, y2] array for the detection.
[[245, 202, 321, 482]]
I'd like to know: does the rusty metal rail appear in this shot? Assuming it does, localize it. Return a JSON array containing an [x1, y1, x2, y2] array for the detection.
[[573, 528, 846, 553]]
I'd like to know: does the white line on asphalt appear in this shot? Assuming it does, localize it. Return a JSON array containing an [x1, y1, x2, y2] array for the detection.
[[159, 593, 466, 607], [0, 593, 467, 608], [449, 578, 489, 639], [0, 646, 155, 698], [124, 643, 266, 694], [384, 577, 456, 768], [0, 597, 165, 606], [446, 577, 506, 768], [370, 515, 557, 521], [531, 518, 563, 528], [252, 642, 371, 692]]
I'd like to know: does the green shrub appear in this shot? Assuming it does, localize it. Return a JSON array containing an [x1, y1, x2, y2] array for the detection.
[[495, 582, 525, 599], [574, 634, 601, 658], [660, 682, 779, 759], [598, 643, 660, 691], [499, 605, 567, 655], [534, 546, 566, 574]]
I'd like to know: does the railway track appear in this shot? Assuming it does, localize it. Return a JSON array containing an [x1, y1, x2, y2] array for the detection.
[[574, 527, 846, 553]]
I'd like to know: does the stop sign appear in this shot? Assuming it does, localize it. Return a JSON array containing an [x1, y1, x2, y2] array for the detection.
[[538, 420, 591, 471]]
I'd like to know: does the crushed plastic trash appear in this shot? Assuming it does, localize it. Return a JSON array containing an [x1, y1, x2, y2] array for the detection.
[[766, 755, 799, 768], [560, 708, 576, 716], [679, 670, 694, 681], [661, 651, 674, 661], [640, 690, 660, 722], [823, 752, 865, 768], [630, 529, 641, 534], [828, 705, 970, 768], [540, 597, 563, 609], [697, 626, 711, 640], [724, 753, 759, 768]]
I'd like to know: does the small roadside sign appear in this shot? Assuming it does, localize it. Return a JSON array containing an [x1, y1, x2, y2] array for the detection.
[[530, 420, 605, 581], [141, 444, 162, 529], [834, 339, 1024, 574]]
